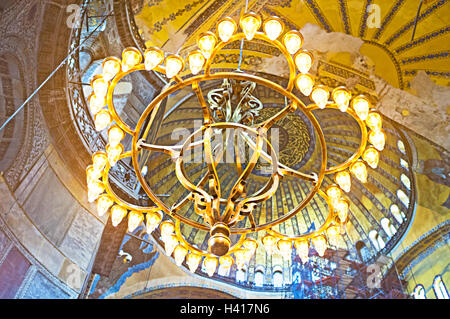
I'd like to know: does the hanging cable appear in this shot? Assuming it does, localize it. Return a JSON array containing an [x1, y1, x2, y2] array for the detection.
[[0, 8, 112, 132], [236, 0, 249, 72]]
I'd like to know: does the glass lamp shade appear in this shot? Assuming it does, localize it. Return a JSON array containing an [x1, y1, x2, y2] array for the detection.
[[160, 220, 175, 238], [262, 234, 277, 255], [350, 160, 368, 183], [186, 253, 202, 273], [144, 47, 164, 71], [351, 95, 370, 121], [219, 255, 234, 269], [164, 55, 184, 78], [294, 50, 313, 74], [217, 17, 237, 42], [234, 248, 247, 270], [197, 32, 217, 58], [366, 112, 382, 132], [128, 211, 144, 232], [294, 239, 309, 264], [94, 110, 112, 132], [203, 257, 218, 277], [334, 199, 350, 223], [295, 73, 314, 96], [187, 50, 205, 75], [263, 16, 283, 41], [106, 143, 123, 167], [102, 57, 121, 81], [277, 239, 293, 259], [243, 238, 258, 255], [88, 93, 106, 115], [107, 125, 125, 148], [368, 130, 386, 151], [96, 194, 114, 217], [312, 235, 327, 257], [311, 86, 329, 109], [362, 146, 380, 169], [326, 184, 343, 202], [110, 205, 127, 227], [87, 180, 104, 203], [92, 151, 108, 171], [145, 211, 162, 234], [121, 47, 142, 72], [86, 165, 101, 186], [174, 245, 188, 266], [332, 87, 352, 112], [163, 234, 178, 256], [91, 75, 109, 98], [283, 30, 303, 55], [326, 225, 340, 246], [240, 12, 261, 41], [335, 171, 351, 193]]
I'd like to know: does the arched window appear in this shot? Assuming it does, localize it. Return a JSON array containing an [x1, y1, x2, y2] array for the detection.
[[397, 189, 409, 207], [236, 265, 247, 283], [433, 275, 449, 299], [254, 266, 265, 287], [369, 230, 385, 250], [397, 140, 406, 154], [273, 265, 284, 288], [400, 174, 411, 190], [400, 158, 409, 169], [413, 284, 426, 299], [381, 218, 396, 237], [218, 264, 231, 277], [390, 204, 405, 224]]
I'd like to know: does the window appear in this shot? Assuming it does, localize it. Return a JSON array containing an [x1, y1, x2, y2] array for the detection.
[[397, 140, 406, 154], [236, 266, 247, 283], [413, 284, 426, 299], [390, 204, 405, 224], [400, 174, 411, 190], [400, 158, 409, 169], [381, 218, 396, 237], [369, 230, 385, 250], [273, 265, 284, 288], [397, 189, 409, 207], [254, 266, 265, 287], [218, 264, 231, 277], [433, 275, 449, 299]]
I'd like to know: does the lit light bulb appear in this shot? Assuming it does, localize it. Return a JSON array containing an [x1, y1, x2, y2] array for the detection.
[[283, 30, 303, 55], [312, 235, 327, 257], [106, 143, 123, 167], [110, 205, 127, 227], [332, 87, 351, 112], [326, 185, 342, 202], [311, 86, 329, 109], [88, 93, 106, 115], [145, 211, 162, 234], [350, 160, 368, 183], [362, 146, 379, 169], [294, 50, 313, 74], [203, 257, 218, 277], [96, 194, 113, 217], [108, 125, 124, 148], [173, 245, 188, 266], [277, 239, 293, 259], [351, 95, 370, 121], [219, 255, 234, 270], [91, 75, 109, 98], [243, 238, 258, 256], [294, 239, 309, 264], [263, 16, 283, 41], [368, 130, 386, 151], [121, 47, 142, 72], [86, 165, 101, 186], [217, 17, 237, 42], [128, 211, 144, 232], [164, 55, 184, 78], [295, 73, 314, 96], [102, 57, 121, 81], [366, 112, 382, 132], [87, 180, 104, 203], [334, 199, 349, 223], [163, 234, 178, 256], [326, 225, 340, 246], [335, 171, 351, 193], [186, 253, 202, 273], [187, 50, 205, 75], [92, 151, 108, 172], [94, 110, 112, 132], [160, 220, 175, 239], [144, 47, 164, 71], [240, 12, 261, 41], [197, 32, 217, 59], [234, 249, 247, 270], [262, 234, 277, 255]]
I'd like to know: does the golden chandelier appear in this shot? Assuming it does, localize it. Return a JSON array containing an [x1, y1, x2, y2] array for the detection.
[[85, 13, 386, 277]]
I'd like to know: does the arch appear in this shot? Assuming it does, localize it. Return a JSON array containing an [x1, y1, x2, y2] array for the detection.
[[413, 284, 426, 299], [381, 218, 396, 238], [390, 204, 405, 224], [272, 265, 284, 288], [369, 230, 385, 250], [433, 275, 449, 299], [254, 265, 265, 287]]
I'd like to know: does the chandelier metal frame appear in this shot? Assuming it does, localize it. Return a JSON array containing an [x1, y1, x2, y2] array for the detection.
[[85, 12, 387, 276]]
